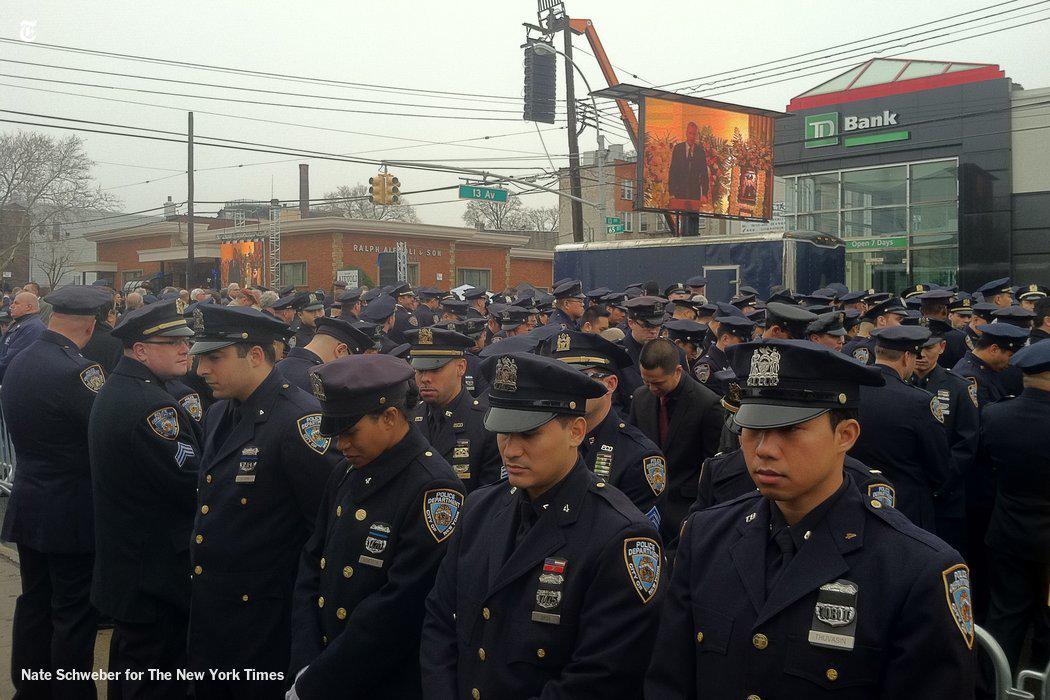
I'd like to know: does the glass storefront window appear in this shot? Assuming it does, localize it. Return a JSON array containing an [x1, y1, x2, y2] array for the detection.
[[841, 165, 907, 209], [797, 212, 839, 235], [841, 207, 907, 239], [910, 247, 958, 287], [910, 161, 957, 203], [846, 250, 908, 294], [796, 173, 839, 213]]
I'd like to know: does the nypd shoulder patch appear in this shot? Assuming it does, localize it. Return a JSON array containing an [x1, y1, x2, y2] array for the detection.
[[297, 413, 331, 455], [624, 537, 661, 604], [643, 456, 667, 496], [179, 392, 203, 421], [147, 407, 180, 440], [966, 377, 979, 408], [929, 396, 945, 424], [852, 347, 870, 364], [695, 362, 711, 384], [942, 563, 975, 649], [867, 482, 895, 509], [80, 364, 105, 393], [423, 488, 463, 542]]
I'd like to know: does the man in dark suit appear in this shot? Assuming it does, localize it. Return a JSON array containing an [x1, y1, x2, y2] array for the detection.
[[629, 337, 722, 542], [668, 121, 709, 201]]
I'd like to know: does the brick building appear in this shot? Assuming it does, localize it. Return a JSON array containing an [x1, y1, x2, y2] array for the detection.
[[86, 214, 553, 292]]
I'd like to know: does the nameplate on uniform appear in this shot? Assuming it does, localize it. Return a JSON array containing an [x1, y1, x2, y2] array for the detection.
[[531, 557, 567, 625], [237, 451, 258, 483], [358, 555, 385, 568], [235, 474, 256, 483], [808, 579, 859, 650]]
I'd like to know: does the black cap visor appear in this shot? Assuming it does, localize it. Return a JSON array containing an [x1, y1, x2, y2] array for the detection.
[[409, 354, 459, 371], [734, 403, 831, 430], [189, 339, 238, 355], [483, 406, 557, 434]]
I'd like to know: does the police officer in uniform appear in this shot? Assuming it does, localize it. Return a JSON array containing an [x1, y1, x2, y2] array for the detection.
[[546, 279, 585, 331], [952, 322, 1029, 406], [978, 342, 1050, 672], [1, 285, 112, 700], [406, 326, 501, 492], [805, 311, 848, 352], [694, 315, 754, 396], [912, 332, 979, 557], [646, 339, 976, 698], [388, 282, 419, 345], [413, 287, 442, 327], [540, 330, 668, 530], [848, 326, 952, 533], [89, 300, 201, 700], [291, 291, 325, 349], [187, 305, 341, 699], [277, 317, 371, 393], [335, 288, 362, 322], [663, 319, 707, 375], [841, 297, 906, 364], [421, 352, 664, 699], [287, 355, 463, 699], [918, 289, 967, 369], [761, 301, 817, 340]]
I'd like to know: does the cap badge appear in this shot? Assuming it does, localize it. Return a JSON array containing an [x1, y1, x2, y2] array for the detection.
[[310, 372, 327, 402], [747, 346, 781, 387], [493, 356, 518, 392], [556, 333, 571, 352], [418, 327, 433, 345], [192, 308, 205, 333]]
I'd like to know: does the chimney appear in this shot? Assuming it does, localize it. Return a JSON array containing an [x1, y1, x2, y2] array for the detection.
[[163, 195, 176, 219], [298, 164, 310, 219]]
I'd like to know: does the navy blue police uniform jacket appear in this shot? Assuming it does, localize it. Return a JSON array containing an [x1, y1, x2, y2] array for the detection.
[[165, 376, 207, 423], [0, 313, 45, 381], [388, 305, 419, 345], [421, 460, 664, 700], [842, 336, 876, 365], [289, 427, 463, 699], [464, 350, 485, 397], [546, 307, 579, 331], [188, 368, 340, 675], [414, 304, 436, 327], [693, 343, 731, 397], [411, 387, 501, 493], [929, 318, 967, 370], [646, 474, 977, 698], [277, 345, 324, 394], [848, 364, 952, 532], [88, 356, 201, 622], [581, 406, 667, 531], [0, 329, 104, 553], [692, 448, 896, 513], [293, 323, 316, 350], [953, 350, 1009, 406]]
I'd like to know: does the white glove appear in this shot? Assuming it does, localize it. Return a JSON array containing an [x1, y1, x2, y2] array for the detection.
[[285, 666, 308, 700]]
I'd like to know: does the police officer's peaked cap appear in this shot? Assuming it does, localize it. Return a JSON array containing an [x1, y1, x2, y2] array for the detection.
[[806, 311, 847, 337], [805, 304, 834, 316], [361, 288, 384, 304], [405, 326, 474, 371], [479, 333, 539, 358], [716, 316, 756, 338], [416, 286, 444, 299], [991, 305, 1036, 328], [495, 305, 533, 330], [976, 323, 1029, 352], [843, 307, 862, 331], [864, 292, 892, 305], [826, 282, 849, 297], [461, 286, 488, 301], [188, 305, 290, 355], [390, 282, 414, 297], [863, 297, 907, 321], [730, 293, 758, 308], [291, 291, 324, 312], [552, 280, 585, 300], [314, 317, 372, 354], [663, 319, 708, 345], [1009, 341, 1050, 374], [801, 292, 835, 306], [901, 309, 923, 326], [623, 296, 666, 326], [726, 339, 885, 430], [278, 284, 296, 297], [714, 301, 746, 319], [663, 282, 689, 297], [976, 277, 1012, 296], [439, 297, 469, 315], [44, 285, 115, 316], [338, 287, 363, 304], [747, 308, 767, 328], [585, 286, 611, 300], [481, 352, 606, 433], [838, 290, 867, 304], [971, 302, 998, 320], [540, 329, 632, 372], [765, 302, 818, 336], [871, 325, 931, 353], [949, 296, 974, 314], [271, 293, 297, 311], [1018, 284, 1049, 301], [309, 354, 414, 437], [112, 300, 195, 342], [917, 289, 954, 304], [686, 275, 708, 288], [899, 283, 930, 300], [361, 295, 396, 323]]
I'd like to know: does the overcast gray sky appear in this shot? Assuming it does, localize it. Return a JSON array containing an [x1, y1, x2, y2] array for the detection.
[[1, 0, 1047, 229]]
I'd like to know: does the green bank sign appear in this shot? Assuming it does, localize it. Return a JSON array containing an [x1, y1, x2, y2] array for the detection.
[[845, 236, 908, 251], [804, 111, 910, 149]]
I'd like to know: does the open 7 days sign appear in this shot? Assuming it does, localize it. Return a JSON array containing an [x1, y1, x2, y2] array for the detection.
[[805, 111, 910, 149]]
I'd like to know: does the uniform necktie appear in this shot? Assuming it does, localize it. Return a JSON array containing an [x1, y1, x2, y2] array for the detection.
[[766, 527, 796, 595], [515, 498, 537, 548], [658, 395, 670, 445]]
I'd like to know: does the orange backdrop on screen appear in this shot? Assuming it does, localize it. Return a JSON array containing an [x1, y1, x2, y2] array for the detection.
[[220, 241, 266, 287], [642, 97, 774, 220]]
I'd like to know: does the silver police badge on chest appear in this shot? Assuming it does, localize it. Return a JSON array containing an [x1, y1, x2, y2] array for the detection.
[[808, 579, 859, 650], [360, 522, 392, 567]]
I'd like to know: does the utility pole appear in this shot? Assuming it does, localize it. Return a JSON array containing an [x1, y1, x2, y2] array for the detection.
[[561, 19, 585, 243], [186, 112, 194, 290], [596, 133, 608, 242]]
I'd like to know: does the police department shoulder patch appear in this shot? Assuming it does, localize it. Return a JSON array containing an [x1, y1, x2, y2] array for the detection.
[[966, 377, 979, 408], [179, 392, 203, 421], [867, 483, 895, 509], [852, 347, 870, 364], [643, 456, 667, 496], [929, 396, 945, 424], [80, 364, 105, 392], [423, 489, 463, 542], [297, 413, 331, 455], [147, 407, 180, 440], [695, 362, 710, 384], [624, 537, 661, 604], [942, 563, 975, 649], [409, 315, 419, 327]]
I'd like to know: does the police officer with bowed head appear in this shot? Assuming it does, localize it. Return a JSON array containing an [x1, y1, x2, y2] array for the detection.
[[1, 285, 112, 700], [953, 321, 1030, 406], [288, 355, 463, 699], [291, 291, 325, 348], [539, 330, 668, 530], [848, 325, 952, 533], [421, 352, 664, 700], [277, 317, 372, 393], [89, 300, 201, 700], [761, 301, 817, 340], [979, 341, 1050, 672], [187, 305, 341, 699], [387, 282, 419, 345], [918, 289, 968, 369], [694, 315, 754, 395], [406, 326, 501, 492], [646, 338, 976, 698], [806, 310, 848, 351], [842, 297, 907, 365], [335, 287, 362, 322], [547, 279, 585, 331]]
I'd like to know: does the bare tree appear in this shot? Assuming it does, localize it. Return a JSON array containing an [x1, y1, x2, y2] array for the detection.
[[0, 131, 117, 271], [462, 195, 525, 231], [317, 184, 419, 223], [517, 205, 559, 232], [32, 226, 79, 290]]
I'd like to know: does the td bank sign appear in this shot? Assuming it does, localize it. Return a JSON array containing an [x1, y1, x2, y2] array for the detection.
[[804, 110, 910, 149]]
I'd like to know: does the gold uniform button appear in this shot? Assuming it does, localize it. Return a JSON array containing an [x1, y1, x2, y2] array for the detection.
[[826, 668, 839, 681], [343, 566, 354, 578], [481, 607, 490, 620], [536, 648, 546, 658], [596, 482, 605, 488], [355, 509, 367, 521], [471, 689, 480, 700], [241, 594, 249, 602], [336, 505, 342, 517], [336, 607, 347, 621], [318, 596, 325, 608], [320, 557, 326, 569], [747, 695, 762, 700], [195, 535, 203, 544], [193, 565, 202, 575], [425, 451, 433, 457], [240, 497, 248, 505], [205, 474, 213, 484], [477, 648, 485, 661], [752, 633, 769, 650], [870, 499, 883, 509], [200, 505, 209, 515], [696, 631, 704, 643]]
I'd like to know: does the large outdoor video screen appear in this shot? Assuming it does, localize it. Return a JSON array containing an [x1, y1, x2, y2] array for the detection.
[[640, 96, 775, 221]]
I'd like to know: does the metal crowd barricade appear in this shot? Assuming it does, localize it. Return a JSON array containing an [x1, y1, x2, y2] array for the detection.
[[976, 624, 1048, 699], [0, 403, 15, 495]]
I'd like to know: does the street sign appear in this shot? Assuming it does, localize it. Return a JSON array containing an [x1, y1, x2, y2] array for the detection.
[[607, 225, 625, 234], [458, 185, 509, 203], [605, 217, 621, 225]]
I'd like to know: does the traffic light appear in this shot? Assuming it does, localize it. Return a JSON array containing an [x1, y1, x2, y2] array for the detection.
[[523, 41, 557, 124], [387, 175, 401, 205], [368, 175, 386, 205]]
